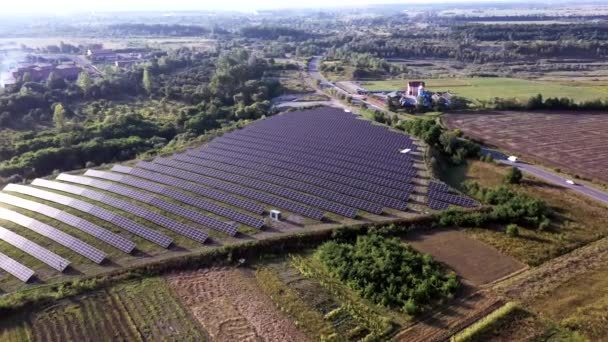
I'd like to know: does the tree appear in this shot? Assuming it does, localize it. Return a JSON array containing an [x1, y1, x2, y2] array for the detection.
[[77, 72, 93, 95], [143, 67, 153, 95], [504, 166, 523, 184], [53, 103, 66, 131]]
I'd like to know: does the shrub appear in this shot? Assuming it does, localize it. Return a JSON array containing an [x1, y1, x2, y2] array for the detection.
[[504, 166, 523, 184], [506, 224, 520, 237], [316, 235, 459, 315]]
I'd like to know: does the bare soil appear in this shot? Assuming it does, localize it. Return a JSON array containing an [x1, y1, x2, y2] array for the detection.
[[404, 229, 527, 286], [444, 111, 608, 184], [166, 267, 309, 342]]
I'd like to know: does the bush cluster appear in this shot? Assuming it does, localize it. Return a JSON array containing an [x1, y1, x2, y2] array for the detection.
[[316, 235, 459, 315], [440, 182, 552, 230]]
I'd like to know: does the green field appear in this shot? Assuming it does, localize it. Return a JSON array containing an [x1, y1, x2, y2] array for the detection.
[[363, 78, 608, 103]]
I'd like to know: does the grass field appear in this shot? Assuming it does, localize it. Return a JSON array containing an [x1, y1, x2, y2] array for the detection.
[[362, 78, 608, 102], [442, 160, 608, 266]]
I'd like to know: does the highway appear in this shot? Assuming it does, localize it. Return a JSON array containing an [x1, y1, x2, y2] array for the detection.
[[482, 149, 608, 206]]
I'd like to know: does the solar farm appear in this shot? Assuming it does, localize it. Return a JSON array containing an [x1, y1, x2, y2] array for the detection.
[[444, 111, 608, 184], [0, 107, 477, 290]]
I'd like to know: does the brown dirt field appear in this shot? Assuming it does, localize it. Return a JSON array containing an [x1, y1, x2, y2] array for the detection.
[[404, 229, 527, 286], [166, 268, 309, 342], [444, 111, 608, 184]]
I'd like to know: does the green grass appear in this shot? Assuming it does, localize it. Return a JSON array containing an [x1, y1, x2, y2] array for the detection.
[[363, 78, 608, 103], [451, 302, 520, 342]]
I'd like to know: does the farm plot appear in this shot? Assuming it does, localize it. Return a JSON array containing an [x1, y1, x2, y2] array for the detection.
[[404, 229, 526, 286], [0, 277, 204, 342], [445, 111, 608, 184], [166, 268, 308, 342]]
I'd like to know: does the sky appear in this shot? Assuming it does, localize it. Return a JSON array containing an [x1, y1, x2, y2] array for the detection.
[[4, 0, 504, 14]]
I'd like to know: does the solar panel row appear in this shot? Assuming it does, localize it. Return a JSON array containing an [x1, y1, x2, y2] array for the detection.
[[170, 153, 385, 214], [188, 147, 411, 200], [427, 198, 450, 210], [0, 192, 135, 254], [0, 207, 106, 264], [429, 181, 450, 193], [182, 151, 409, 210], [0, 226, 70, 272], [428, 191, 478, 208], [83, 169, 253, 233], [62, 173, 243, 236], [152, 157, 358, 218], [133, 162, 324, 220], [32, 179, 209, 244], [4, 184, 173, 248], [0, 251, 35, 282]]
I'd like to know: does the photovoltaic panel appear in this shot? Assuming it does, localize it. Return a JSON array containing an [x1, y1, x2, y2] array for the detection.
[[198, 142, 413, 192], [187, 147, 411, 200], [428, 191, 478, 208], [0, 207, 106, 264], [0, 192, 135, 254], [210, 137, 417, 182], [0, 251, 35, 282], [429, 181, 450, 193], [0, 226, 70, 272], [58, 173, 244, 236], [427, 198, 450, 210], [151, 157, 359, 218], [4, 184, 173, 248], [31, 179, 209, 244], [129, 163, 325, 220], [82, 170, 245, 234], [180, 152, 409, 210], [170, 153, 384, 214], [217, 132, 415, 174]]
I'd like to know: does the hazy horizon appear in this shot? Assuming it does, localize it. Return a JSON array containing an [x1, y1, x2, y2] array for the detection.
[[3, 0, 534, 15]]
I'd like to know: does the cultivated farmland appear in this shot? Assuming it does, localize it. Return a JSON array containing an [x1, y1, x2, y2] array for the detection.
[[444, 111, 608, 184]]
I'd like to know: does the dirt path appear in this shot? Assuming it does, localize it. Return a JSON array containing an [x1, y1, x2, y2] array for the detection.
[[166, 268, 309, 342]]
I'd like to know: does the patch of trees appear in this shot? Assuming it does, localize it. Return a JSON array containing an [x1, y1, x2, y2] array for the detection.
[[440, 182, 552, 230], [397, 119, 479, 165], [240, 26, 315, 40], [108, 24, 209, 37], [316, 235, 459, 315], [453, 23, 608, 42], [491, 93, 608, 111]]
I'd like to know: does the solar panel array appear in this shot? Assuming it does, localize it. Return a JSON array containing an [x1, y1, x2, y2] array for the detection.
[[0, 226, 70, 272], [57, 173, 242, 236], [31, 179, 209, 244], [0, 207, 106, 264], [169, 153, 384, 214], [4, 184, 173, 248], [0, 192, 135, 254], [183, 151, 409, 210], [0, 251, 35, 282], [84, 169, 245, 234], [426, 180, 479, 209], [132, 162, 325, 220], [187, 147, 410, 200]]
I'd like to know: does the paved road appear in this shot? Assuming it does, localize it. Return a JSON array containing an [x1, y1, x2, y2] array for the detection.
[[481, 148, 608, 205], [307, 56, 388, 113]]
